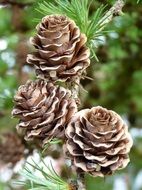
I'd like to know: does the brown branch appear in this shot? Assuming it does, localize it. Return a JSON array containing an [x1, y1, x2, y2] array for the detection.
[[0, 0, 33, 7], [68, 174, 86, 190], [77, 173, 86, 190], [109, 0, 125, 16], [98, 0, 125, 32], [68, 180, 78, 190]]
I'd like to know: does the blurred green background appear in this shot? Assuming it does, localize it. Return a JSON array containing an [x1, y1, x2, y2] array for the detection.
[[0, 0, 142, 189]]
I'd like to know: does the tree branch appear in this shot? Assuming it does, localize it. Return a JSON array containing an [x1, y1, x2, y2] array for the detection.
[[69, 180, 78, 190], [99, 0, 125, 29], [109, 0, 125, 16], [77, 173, 86, 190], [0, 0, 33, 7], [68, 174, 86, 190]]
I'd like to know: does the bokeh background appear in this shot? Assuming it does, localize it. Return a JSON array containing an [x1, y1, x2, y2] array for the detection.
[[0, 0, 142, 189]]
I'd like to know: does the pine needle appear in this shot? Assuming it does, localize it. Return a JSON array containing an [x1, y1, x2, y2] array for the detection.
[[14, 159, 69, 190]]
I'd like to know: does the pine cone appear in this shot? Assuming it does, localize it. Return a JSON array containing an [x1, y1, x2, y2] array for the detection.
[[0, 132, 25, 167], [12, 79, 77, 145], [65, 106, 133, 177], [27, 15, 90, 81]]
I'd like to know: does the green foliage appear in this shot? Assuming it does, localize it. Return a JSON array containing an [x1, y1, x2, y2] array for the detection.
[[0, 8, 12, 36], [0, 75, 16, 110], [86, 5, 107, 40], [0, 61, 8, 76], [16, 159, 69, 190], [0, 182, 5, 190]]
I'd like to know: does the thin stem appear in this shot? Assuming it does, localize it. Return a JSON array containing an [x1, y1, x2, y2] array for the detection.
[[98, 0, 125, 32], [69, 0, 125, 99], [69, 77, 81, 105], [77, 173, 86, 190]]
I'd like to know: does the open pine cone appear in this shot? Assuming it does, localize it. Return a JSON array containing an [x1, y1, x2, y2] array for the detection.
[[0, 132, 25, 167], [12, 79, 77, 145], [65, 106, 133, 177], [27, 15, 90, 81]]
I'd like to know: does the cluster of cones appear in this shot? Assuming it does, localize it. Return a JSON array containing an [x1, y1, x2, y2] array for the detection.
[[11, 15, 133, 177]]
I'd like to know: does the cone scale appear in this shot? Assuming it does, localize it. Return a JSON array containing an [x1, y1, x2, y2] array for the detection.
[[65, 106, 133, 177], [27, 15, 90, 81]]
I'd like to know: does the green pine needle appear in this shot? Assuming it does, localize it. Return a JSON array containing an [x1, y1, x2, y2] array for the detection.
[[37, 0, 89, 34], [15, 159, 69, 190]]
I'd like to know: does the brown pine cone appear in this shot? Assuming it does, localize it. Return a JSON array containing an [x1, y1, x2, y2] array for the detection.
[[12, 79, 77, 145], [65, 106, 133, 177], [0, 132, 25, 167], [27, 15, 90, 81]]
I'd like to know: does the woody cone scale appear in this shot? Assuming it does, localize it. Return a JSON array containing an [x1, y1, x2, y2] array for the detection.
[[65, 106, 133, 177], [12, 80, 77, 145], [27, 15, 90, 81], [12, 13, 133, 178]]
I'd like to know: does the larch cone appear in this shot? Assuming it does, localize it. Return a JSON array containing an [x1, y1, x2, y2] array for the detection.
[[27, 15, 90, 81], [65, 106, 133, 177], [12, 79, 78, 146]]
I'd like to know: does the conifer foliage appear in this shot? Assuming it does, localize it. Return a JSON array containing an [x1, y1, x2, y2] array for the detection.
[[10, 0, 133, 189]]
